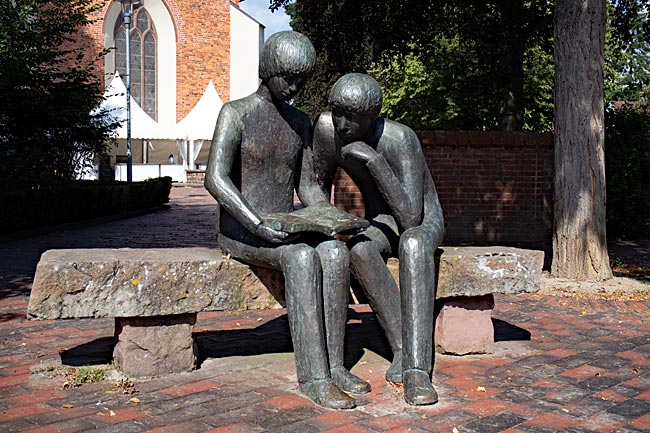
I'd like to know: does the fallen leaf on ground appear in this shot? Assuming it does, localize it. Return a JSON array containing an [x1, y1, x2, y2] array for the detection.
[[129, 397, 141, 403]]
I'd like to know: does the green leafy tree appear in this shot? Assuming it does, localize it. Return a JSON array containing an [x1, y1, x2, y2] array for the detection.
[[280, 0, 441, 117], [271, 0, 647, 131], [275, 0, 554, 131], [369, 37, 497, 130], [0, 0, 117, 190], [605, 2, 650, 102]]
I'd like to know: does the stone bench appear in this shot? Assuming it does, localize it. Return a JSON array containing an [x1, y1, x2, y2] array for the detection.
[[28, 246, 543, 376], [27, 248, 286, 377]]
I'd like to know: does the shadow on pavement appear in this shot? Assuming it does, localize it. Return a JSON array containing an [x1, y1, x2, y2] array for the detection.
[[58, 313, 533, 372], [60, 336, 115, 366], [493, 318, 531, 342], [196, 310, 394, 371]]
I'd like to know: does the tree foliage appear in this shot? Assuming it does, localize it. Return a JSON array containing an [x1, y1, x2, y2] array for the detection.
[[369, 37, 497, 130], [0, 0, 117, 190], [605, 1, 650, 102], [272, 0, 555, 131], [279, 0, 440, 118], [270, 0, 649, 132]]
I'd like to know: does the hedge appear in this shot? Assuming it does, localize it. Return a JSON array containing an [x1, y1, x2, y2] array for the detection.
[[0, 177, 172, 234], [605, 104, 650, 239]]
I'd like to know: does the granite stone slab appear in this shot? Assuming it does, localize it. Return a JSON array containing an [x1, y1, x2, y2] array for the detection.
[[27, 248, 284, 320], [436, 246, 544, 298]]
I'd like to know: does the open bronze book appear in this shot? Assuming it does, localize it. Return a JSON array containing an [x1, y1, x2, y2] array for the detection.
[[262, 203, 369, 237]]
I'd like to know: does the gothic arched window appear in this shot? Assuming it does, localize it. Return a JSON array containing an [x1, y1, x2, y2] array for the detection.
[[114, 5, 157, 120]]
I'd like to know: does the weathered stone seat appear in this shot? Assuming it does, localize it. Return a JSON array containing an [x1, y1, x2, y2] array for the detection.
[[28, 246, 543, 376], [28, 248, 285, 377]]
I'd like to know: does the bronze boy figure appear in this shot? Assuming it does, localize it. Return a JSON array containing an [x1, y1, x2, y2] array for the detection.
[[204, 32, 359, 409], [305, 73, 445, 405]]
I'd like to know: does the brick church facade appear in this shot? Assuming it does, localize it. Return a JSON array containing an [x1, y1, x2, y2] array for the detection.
[[76, 0, 263, 174]]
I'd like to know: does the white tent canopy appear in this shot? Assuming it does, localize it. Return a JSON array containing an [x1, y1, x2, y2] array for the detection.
[[97, 74, 226, 170], [175, 81, 223, 168], [175, 80, 223, 141], [99, 74, 177, 140]]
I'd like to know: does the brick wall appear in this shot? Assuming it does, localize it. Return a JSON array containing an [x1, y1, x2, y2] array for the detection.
[[185, 169, 205, 185], [333, 131, 554, 251], [174, 0, 231, 119]]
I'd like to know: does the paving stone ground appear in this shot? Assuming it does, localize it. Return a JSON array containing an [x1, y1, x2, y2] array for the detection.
[[1, 186, 649, 433]]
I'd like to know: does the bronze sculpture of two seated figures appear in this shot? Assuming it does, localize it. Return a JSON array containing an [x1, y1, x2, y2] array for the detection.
[[204, 31, 444, 409]]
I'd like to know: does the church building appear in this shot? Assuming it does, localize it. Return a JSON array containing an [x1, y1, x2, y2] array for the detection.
[[80, 0, 264, 181]]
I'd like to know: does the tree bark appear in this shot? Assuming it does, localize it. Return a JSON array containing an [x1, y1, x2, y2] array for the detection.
[[552, 0, 612, 280]]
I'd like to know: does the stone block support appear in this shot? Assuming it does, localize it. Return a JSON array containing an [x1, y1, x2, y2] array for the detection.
[[113, 314, 198, 377], [434, 294, 495, 355]]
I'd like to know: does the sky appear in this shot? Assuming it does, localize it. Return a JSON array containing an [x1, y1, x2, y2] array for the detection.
[[238, 1, 292, 39]]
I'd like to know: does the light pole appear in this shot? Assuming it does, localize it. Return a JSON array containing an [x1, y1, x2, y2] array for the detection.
[[117, 0, 140, 182]]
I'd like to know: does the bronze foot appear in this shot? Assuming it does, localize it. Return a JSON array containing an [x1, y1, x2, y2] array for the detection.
[[331, 366, 371, 394], [385, 350, 403, 383], [403, 369, 438, 406], [300, 378, 356, 410]]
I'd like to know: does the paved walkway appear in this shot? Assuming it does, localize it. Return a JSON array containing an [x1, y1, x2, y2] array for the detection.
[[0, 186, 649, 433]]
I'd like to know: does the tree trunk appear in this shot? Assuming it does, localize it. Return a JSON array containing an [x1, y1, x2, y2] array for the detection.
[[552, 0, 612, 280]]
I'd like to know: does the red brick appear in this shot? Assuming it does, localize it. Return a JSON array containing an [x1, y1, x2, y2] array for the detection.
[[0, 372, 30, 388], [0, 362, 33, 376], [630, 413, 650, 430], [561, 365, 607, 380], [578, 413, 626, 432], [93, 407, 146, 424], [21, 418, 97, 433], [306, 410, 367, 430], [623, 376, 650, 389], [361, 414, 410, 431], [144, 421, 215, 433], [618, 350, 650, 365], [265, 394, 309, 409], [74, 0, 233, 120], [8, 389, 67, 405], [161, 380, 221, 397], [203, 424, 264, 433], [636, 389, 650, 400], [324, 425, 376, 433], [462, 398, 528, 417], [0, 403, 53, 422], [385, 427, 429, 433], [525, 413, 576, 430]]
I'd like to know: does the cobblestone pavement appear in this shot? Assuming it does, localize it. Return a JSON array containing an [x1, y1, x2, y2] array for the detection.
[[1, 186, 649, 433]]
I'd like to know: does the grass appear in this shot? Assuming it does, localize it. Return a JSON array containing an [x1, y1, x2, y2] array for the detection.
[[62, 366, 107, 389]]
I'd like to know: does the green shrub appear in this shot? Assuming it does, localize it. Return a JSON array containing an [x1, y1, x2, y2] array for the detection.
[[605, 103, 650, 238], [0, 177, 172, 234]]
